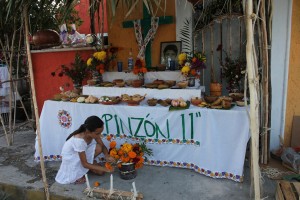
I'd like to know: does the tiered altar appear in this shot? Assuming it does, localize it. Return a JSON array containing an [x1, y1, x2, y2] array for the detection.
[[35, 96, 250, 182]]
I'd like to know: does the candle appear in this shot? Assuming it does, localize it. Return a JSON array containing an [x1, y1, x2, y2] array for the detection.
[[110, 174, 113, 193], [85, 174, 90, 189], [132, 182, 137, 197]]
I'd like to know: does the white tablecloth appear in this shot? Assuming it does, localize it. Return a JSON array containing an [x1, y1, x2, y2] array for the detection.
[[83, 86, 203, 100], [35, 100, 250, 182]]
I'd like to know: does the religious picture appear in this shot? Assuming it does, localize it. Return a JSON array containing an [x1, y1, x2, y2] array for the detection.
[[160, 41, 182, 67]]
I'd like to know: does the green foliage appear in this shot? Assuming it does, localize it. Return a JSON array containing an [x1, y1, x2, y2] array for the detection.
[[52, 53, 90, 85], [179, 18, 192, 53], [221, 52, 246, 92]]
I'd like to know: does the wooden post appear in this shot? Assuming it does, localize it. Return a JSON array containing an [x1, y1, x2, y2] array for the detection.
[[245, 1, 261, 199], [23, 5, 50, 200]]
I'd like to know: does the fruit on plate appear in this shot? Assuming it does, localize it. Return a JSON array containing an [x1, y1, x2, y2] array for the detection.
[[171, 98, 187, 107], [99, 96, 120, 104]]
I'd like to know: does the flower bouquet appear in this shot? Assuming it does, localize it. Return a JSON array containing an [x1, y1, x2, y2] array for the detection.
[[132, 58, 147, 84], [51, 53, 89, 88], [178, 52, 206, 79], [106, 140, 153, 180], [86, 47, 118, 83], [178, 52, 206, 87]]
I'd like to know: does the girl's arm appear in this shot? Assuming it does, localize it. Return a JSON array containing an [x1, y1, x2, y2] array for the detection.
[[78, 151, 112, 172], [95, 136, 115, 163]]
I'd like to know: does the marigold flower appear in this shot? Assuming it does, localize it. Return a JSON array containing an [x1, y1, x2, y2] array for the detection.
[[99, 63, 105, 70], [110, 141, 116, 148], [105, 162, 113, 170], [109, 149, 117, 156], [141, 67, 147, 73], [99, 69, 105, 74], [87, 58, 93, 66], [94, 51, 107, 61], [94, 181, 100, 187], [128, 151, 137, 158], [178, 53, 187, 61], [106, 135, 112, 141], [190, 69, 197, 76]]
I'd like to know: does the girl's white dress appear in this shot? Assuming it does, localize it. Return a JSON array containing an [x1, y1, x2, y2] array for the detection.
[[55, 137, 96, 184]]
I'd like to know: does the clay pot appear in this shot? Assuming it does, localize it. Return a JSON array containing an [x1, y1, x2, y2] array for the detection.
[[177, 81, 188, 88], [204, 96, 218, 104], [32, 29, 61, 48], [191, 97, 203, 106], [210, 82, 222, 96], [132, 80, 143, 88]]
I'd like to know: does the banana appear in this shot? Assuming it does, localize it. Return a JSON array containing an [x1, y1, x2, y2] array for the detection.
[[211, 98, 222, 106]]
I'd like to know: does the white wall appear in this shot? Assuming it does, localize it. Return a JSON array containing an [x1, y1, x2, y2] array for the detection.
[[270, 0, 292, 150]]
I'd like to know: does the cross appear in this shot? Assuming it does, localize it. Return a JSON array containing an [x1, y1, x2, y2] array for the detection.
[[123, 3, 173, 68]]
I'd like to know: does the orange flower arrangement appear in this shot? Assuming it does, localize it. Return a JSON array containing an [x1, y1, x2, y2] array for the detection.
[[106, 141, 152, 170], [133, 58, 147, 75]]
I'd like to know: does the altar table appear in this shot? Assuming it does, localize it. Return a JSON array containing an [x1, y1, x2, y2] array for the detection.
[[34, 100, 250, 182]]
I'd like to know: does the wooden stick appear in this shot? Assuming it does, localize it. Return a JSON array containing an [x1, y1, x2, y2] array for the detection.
[[245, 1, 261, 199], [210, 25, 215, 83], [92, 187, 143, 200], [260, 0, 270, 165], [202, 29, 205, 84], [23, 5, 50, 200]]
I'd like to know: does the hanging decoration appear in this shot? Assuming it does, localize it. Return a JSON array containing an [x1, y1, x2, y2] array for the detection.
[[133, 17, 159, 59]]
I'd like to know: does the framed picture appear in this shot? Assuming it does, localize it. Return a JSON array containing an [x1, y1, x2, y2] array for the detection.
[[160, 41, 182, 65]]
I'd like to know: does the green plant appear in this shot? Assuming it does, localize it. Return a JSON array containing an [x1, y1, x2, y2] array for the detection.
[[221, 52, 246, 92], [51, 53, 90, 85]]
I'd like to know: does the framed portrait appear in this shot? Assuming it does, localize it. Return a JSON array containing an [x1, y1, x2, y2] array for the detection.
[[160, 41, 182, 64]]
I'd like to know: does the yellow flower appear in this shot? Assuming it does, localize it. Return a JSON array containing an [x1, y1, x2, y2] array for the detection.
[[121, 143, 133, 153], [181, 65, 190, 74], [87, 58, 93, 66], [93, 51, 107, 61], [178, 53, 187, 61]]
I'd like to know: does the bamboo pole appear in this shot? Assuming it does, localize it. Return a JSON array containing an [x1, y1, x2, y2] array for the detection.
[[210, 25, 215, 83], [245, 1, 261, 199], [260, 0, 270, 164], [23, 5, 50, 200], [202, 29, 205, 84]]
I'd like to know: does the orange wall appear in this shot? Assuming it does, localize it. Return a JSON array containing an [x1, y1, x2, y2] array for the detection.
[[284, 0, 300, 146], [32, 1, 176, 113], [107, 1, 176, 69], [31, 50, 94, 112]]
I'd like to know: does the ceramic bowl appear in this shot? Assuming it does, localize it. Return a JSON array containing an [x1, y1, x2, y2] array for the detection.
[[177, 81, 188, 88], [204, 96, 218, 103], [191, 97, 203, 106], [132, 80, 143, 88]]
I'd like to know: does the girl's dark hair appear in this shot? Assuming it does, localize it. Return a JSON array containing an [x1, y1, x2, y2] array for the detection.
[[66, 116, 104, 141]]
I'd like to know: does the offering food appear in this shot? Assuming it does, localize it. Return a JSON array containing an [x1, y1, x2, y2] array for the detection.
[[229, 93, 244, 102], [144, 83, 158, 88], [191, 97, 203, 106], [153, 79, 164, 85], [77, 96, 85, 103], [165, 80, 176, 87], [147, 98, 158, 106], [171, 98, 187, 108], [132, 80, 143, 88], [121, 94, 146, 106], [177, 81, 188, 89], [99, 96, 121, 105], [84, 95, 98, 103], [157, 99, 169, 107], [157, 84, 169, 89]]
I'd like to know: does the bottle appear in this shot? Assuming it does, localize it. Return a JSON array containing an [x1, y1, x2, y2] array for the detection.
[[128, 48, 134, 72], [167, 56, 171, 70]]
